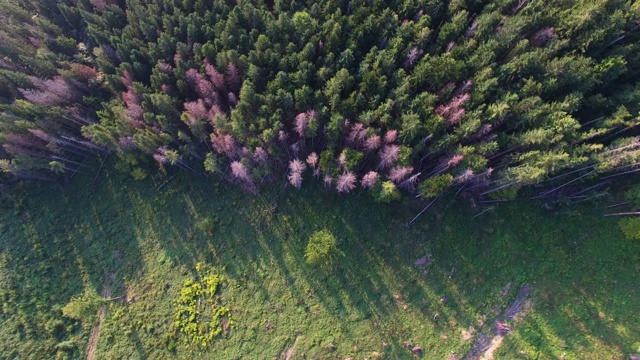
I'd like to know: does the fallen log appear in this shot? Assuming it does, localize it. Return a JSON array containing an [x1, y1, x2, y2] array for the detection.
[[604, 212, 640, 217]]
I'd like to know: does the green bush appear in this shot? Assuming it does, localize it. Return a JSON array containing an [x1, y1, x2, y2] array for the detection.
[[624, 185, 640, 209], [173, 263, 230, 349], [419, 174, 453, 198], [61, 288, 104, 326], [195, 216, 217, 236], [131, 168, 147, 180], [204, 153, 217, 173], [305, 229, 339, 265], [489, 184, 521, 200], [619, 217, 640, 240], [373, 181, 401, 203]]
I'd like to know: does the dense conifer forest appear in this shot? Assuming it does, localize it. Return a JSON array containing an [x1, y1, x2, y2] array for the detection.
[[1, 0, 640, 199], [0, 0, 639, 359]]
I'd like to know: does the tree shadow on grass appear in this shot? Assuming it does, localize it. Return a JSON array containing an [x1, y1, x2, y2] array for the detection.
[[0, 173, 152, 358], [6, 171, 639, 360], [214, 184, 480, 358]]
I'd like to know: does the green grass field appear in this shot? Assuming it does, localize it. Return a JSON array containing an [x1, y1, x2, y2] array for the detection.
[[0, 169, 638, 359]]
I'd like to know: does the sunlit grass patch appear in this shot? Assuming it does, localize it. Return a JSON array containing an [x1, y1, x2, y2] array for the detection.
[[0, 170, 637, 359]]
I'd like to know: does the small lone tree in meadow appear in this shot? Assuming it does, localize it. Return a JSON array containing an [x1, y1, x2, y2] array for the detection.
[[305, 229, 339, 265], [61, 288, 105, 326]]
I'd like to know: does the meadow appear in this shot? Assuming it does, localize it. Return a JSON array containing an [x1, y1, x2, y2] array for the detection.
[[0, 168, 638, 359]]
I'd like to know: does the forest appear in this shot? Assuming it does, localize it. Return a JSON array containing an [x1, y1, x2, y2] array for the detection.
[[0, 0, 639, 359], [1, 0, 640, 199]]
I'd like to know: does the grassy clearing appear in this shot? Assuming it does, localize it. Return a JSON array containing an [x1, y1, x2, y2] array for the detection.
[[0, 169, 638, 359]]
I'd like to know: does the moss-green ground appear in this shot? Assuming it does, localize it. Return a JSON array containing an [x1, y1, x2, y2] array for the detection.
[[0, 169, 638, 359]]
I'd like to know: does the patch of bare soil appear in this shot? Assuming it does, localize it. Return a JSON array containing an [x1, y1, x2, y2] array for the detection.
[[281, 335, 303, 360], [479, 335, 504, 360], [461, 326, 476, 341], [85, 273, 116, 360], [463, 284, 534, 360]]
